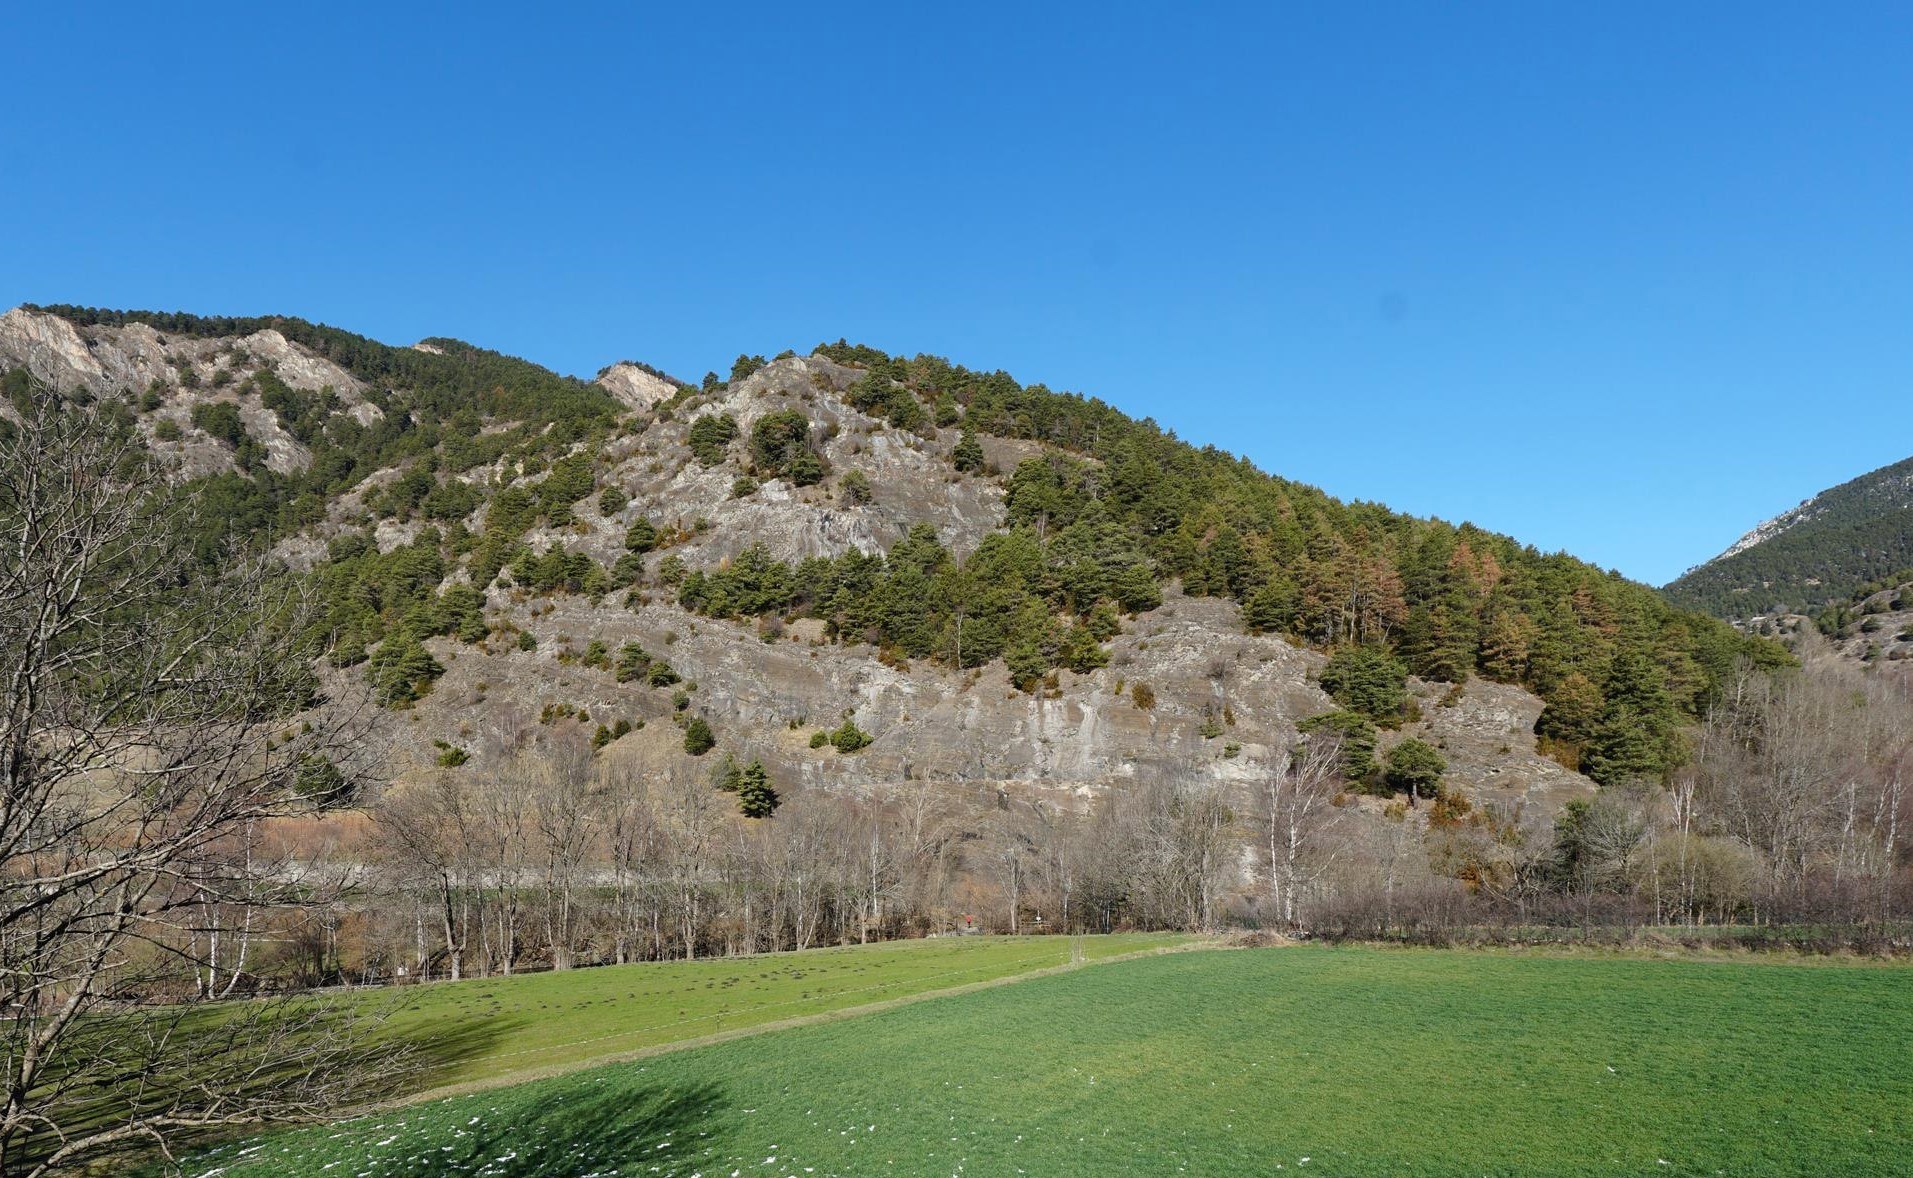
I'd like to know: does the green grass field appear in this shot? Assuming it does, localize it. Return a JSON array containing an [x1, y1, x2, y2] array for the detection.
[[334, 933, 1188, 1093], [189, 945, 1913, 1177]]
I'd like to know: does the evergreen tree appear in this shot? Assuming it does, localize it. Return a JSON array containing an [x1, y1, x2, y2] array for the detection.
[[368, 635, 443, 706], [1584, 649, 1677, 784], [1584, 709, 1670, 785], [828, 718, 872, 752], [1299, 709, 1378, 782], [786, 448, 827, 486], [1058, 623, 1110, 672], [1384, 738, 1447, 801], [1243, 580, 1299, 634], [1318, 645, 1408, 722], [687, 413, 738, 464], [1536, 671, 1604, 746], [683, 715, 716, 756], [1004, 602, 1056, 690], [1477, 608, 1535, 681], [749, 409, 814, 477], [615, 642, 652, 682], [839, 468, 873, 504], [952, 428, 985, 473], [1401, 596, 1478, 684], [736, 760, 780, 818]]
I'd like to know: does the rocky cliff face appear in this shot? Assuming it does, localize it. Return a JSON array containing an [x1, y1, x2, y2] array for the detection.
[[398, 586, 1588, 817], [595, 362, 681, 411], [0, 307, 380, 477], [589, 355, 1008, 567]]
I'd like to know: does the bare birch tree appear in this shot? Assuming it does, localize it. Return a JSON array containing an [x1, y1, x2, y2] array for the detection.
[[1259, 733, 1346, 929]]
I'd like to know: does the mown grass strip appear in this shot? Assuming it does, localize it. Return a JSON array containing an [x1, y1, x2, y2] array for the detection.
[[326, 933, 1191, 1093]]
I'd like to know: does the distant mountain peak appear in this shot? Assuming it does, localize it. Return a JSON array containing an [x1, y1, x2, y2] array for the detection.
[[1666, 454, 1913, 618]]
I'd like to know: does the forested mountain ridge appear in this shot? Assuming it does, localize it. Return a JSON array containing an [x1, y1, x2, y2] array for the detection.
[[1, 303, 1782, 816], [1664, 453, 1913, 619]]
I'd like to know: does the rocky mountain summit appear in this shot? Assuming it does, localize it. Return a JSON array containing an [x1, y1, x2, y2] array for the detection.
[[595, 361, 684, 411]]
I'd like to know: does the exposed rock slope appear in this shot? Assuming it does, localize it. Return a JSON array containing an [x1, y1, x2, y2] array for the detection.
[[0, 306, 378, 477]]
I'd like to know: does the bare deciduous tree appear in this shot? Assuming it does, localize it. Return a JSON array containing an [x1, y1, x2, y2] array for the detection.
[[1259, 733, 1346, 929], [0, 387, 400, 1173], [528, 732, 596, 970], [375, 771, 474, 980]]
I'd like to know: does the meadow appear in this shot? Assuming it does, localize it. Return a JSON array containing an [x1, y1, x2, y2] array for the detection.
[[343, 933, 1189, 1093], [189, 945, 1913, 1176]]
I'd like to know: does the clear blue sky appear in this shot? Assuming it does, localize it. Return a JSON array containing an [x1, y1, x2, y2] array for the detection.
[[6, 2, 1910, 585]]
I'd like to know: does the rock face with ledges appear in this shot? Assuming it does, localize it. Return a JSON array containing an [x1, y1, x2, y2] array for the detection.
[[0, 307, 146, 391], [493, 355, 1009, 572], [399, 588, 1589, 817]]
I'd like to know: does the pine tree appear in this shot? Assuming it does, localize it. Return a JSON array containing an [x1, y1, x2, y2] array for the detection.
[[682, 715, 716, 756], [736, 760, 780, 818], [1536, 672, 1604, 745], [952, 428, 985, 473], [839, 469, 873, 505], [1299, 709, 1378, 782], [1243, 580, 1298, 634], [1477, 608, 1535, 681], [829, 718, 872, 752], [368, 635, 443, 706], [1384, 738, 1447, 801], [1584, 706, 1669, 785], [1318, 644, 1408, 721]]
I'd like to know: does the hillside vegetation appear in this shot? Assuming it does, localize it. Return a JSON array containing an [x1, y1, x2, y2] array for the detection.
[[4, 305, 1905, 1175], [1797, 573, 1913, 667], [9, 307, 1785, 788]]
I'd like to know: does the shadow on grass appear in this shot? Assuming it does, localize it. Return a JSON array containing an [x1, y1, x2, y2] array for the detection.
[[110, 997, 520, 1175], [400, 1008, 531, 1090], [183, 1077, 731, 1177], [393, 1079, 729, 1177]]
